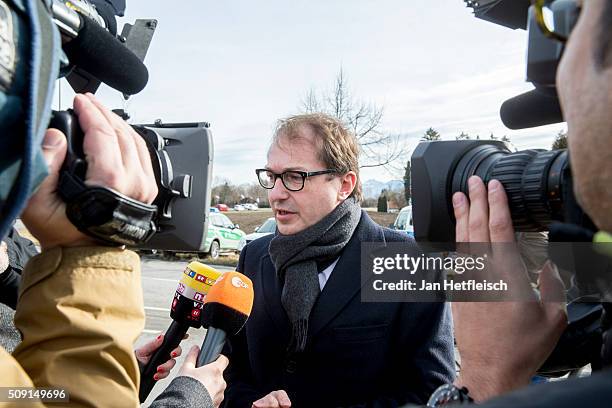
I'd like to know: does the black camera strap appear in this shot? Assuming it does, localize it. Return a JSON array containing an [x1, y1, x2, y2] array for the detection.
[[50, 110, 158, 246], [58, 170, 157, 246]]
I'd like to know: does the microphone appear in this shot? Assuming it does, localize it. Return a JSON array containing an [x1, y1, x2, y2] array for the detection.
[[62, 15, 149, 95], [196, 271, 254, 367], [500, 88, 564, 130], [138, 262, 222, 402], [52, 0, 149, 95]]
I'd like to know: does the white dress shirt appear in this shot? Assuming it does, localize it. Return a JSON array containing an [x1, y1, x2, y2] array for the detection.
[[318, 258, 340, 290]]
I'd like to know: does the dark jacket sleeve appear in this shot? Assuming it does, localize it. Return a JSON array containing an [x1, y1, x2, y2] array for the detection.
[[398, 301, 455, 405], [347, 232, 454, 407], [0, 228, 39, 309], [344, 302, 455, 408], [6, 227, 39, 271], [400, 369, 612, 408], [150, 376, 214, 408], [0, 268, 21, 309], [222, 243, 266, 408], [472, 368, 612, 408]]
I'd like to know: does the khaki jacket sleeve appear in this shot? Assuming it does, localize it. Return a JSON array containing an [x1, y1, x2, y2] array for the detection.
[[5, 247, 144, 408], [0, 347, 44, 408]]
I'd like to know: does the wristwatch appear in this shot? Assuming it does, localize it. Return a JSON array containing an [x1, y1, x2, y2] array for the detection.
[[427, 384, 474, 407]]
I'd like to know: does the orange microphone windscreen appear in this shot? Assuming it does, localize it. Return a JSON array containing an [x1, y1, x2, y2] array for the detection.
[[201, 271, 254, 335]]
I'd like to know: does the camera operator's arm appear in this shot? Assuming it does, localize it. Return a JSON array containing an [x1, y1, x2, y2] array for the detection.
[[450, 176, 567, 402], [9, 93, 157, 407]]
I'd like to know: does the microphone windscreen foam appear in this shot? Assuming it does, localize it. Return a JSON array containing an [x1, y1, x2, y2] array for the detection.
[[201, 271, 254, 335], [62, 15, 148, 94], [500, 88, 563, 130], [170, 262, 222, 325]]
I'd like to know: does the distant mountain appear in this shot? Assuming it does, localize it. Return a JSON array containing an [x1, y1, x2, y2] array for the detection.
[[362, 179, 404, 199]]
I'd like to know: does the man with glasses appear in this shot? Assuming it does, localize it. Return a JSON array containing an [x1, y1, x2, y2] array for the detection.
[[420, 0, 612, 406], [223, 113, 455, 407]]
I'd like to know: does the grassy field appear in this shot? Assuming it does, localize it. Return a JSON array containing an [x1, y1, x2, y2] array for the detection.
[[224, 208, 398, 234]]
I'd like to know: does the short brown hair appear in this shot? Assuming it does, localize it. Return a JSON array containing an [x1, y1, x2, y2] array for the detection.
[[272, 113, 362, 202]]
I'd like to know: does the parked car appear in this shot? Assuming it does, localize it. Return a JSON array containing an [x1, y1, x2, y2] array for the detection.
[[238, 217, 276, 252], [243, 203, 258, 211], [215, 203, 229, 212], [390, 206, 414, 237], [203, 213, 246, 259], [209, 207, 219, 213], [233, 204, 246, 211]]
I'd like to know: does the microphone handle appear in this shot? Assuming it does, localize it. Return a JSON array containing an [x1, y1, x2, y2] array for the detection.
[[139, 320, 189, 402], [196, 327, 227, 367]]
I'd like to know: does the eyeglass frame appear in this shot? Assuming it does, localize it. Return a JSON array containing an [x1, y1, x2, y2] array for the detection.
[[255, 168, 339, 192]]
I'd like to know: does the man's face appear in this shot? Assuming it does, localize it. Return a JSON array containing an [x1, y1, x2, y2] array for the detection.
[[557, 0, 612, 231], [266, 127, 343, 235]]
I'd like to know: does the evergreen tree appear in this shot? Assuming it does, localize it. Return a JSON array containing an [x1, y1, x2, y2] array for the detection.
[[377, 189, 388, 213], [421, 127, 441, 141], [403, 161, 411, 204], [552, 130, 568, 150]]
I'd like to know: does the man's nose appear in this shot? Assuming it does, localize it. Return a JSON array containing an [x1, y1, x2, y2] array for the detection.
[[268, 176, 290, 202]]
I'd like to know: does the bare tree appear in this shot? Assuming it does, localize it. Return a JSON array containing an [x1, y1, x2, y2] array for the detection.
[[301, 68, 406, 169], [454, 131, 511, 143], [456, 131, 470, 140]]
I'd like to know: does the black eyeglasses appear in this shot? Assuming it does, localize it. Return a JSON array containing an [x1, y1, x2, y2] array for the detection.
[[533, 0, 580, 44], [255, 169, 338, 192]]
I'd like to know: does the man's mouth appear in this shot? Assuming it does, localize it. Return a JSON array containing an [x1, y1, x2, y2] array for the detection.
[[275, 209, 296, 217]]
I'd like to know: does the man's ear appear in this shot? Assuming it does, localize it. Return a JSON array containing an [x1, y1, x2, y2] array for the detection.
[[337, 171, 357, 200]]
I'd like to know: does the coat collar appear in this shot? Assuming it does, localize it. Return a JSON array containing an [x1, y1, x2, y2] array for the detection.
[[259, 211, 387, 339]]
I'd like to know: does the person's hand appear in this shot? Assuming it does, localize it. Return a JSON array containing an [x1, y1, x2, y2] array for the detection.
[[21, 93, 158, 249], [252, 390, 291, 408], [135, 333, 188, 381], [451, 176, 567, 402], [177, 346, 229, 408]]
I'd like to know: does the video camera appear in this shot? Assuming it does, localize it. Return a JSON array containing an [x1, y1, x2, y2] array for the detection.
[[50, 0, 213, 251], [412, 0, 585, 244], [411, 0, 611, 378]]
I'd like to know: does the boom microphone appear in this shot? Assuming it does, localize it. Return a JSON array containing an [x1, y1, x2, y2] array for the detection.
[[138, 262, 222, 402], [196, 271, 254, 367], [500, 88, 564, 130], [52, 0, 149, 95], [62, 15, 149, 95]]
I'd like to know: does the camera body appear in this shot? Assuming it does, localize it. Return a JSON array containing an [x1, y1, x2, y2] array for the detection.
[[135, 120, 214, 252], [50, 110, 215, 251]]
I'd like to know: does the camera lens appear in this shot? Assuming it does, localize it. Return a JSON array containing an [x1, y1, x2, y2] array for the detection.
[[451, 145, 569, 231]]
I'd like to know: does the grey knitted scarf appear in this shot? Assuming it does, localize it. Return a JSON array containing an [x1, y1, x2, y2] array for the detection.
[[269, 197, 362, 353]]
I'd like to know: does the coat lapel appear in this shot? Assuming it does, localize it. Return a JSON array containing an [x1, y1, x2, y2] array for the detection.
[[259, 253, 291, 332], [308, 211, 386, 338]]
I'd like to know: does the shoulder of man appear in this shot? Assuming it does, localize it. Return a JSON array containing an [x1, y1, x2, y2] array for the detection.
[[381, 226, 414, 243], [237, 234, 274, 276], [245, 234, 274, 256]]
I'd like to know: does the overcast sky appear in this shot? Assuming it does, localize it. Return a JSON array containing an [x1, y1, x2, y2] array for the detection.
[[54, 0, 566, 184]]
